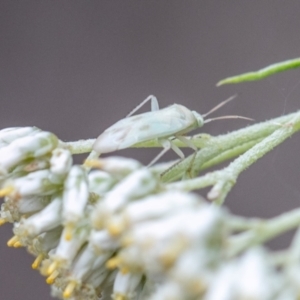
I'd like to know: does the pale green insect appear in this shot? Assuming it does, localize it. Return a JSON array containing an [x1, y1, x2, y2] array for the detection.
[[217, 57, 300, 86], [93, 95, 250, 166]]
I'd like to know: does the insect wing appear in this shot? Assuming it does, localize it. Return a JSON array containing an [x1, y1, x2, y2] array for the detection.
[[127, 105, 197, 145], [93, 104, 197, 153], [93, 117, 137, 153]]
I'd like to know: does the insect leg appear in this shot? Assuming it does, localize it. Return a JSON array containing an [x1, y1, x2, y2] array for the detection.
[[176, 136, 197, 151], [147, 139, 171, 167], [126, 95, 159, 117], [169, 140, 185, 159], [147, 138, 187, 167], [176, 136, 199, 179]]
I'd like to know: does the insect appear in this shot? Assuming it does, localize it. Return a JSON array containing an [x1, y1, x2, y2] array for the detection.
[[93, 95, 251, 166]]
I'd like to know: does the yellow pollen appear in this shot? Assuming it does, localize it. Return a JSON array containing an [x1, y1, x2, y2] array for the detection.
[[13, 241, 23, 248], [114, 294, 126, 300], [64, 224, 73, 241], [7, 236, 19, 247], [46, 270, 59, 285], [92, 216, 104, 230], [32, 254, 44, 269], [107, 223, 122, 236], [106, 257, 120, 270], [120, 267, 129, 275], [0, 218, 7, 226], [84, 159, 103, 169], [47, 261, 58, 275], [121, 236, 134, 247], [0, 186, 14, 197], [63, 281, 77, 299], [190, 279, 206, 294]]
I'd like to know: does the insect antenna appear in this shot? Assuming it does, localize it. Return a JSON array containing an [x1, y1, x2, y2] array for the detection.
[[202, 94, 253, 124], [202, 94, 237, 118], [204, 115, 254, 124]]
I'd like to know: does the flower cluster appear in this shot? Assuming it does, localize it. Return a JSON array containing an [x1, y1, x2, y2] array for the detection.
[[0, 127, 300, 300]]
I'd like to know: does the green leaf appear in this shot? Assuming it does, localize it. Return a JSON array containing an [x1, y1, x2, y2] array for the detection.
[[217, 57, 300, 86]]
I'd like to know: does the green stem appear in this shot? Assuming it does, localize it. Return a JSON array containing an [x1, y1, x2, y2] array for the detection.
[[217, 57, 300, 86], [64, 139, 95, 154], [228, 207, 300, 257], [167, 111, 300, 204], [199, 138, 263, 171], [161, 111, 299, 182]]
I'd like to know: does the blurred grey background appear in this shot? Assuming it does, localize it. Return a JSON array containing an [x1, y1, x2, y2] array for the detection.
[[1, 1, 300, 299]]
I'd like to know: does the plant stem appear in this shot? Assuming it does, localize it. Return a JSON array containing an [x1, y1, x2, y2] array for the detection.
[[167, 111, 300, 204], [228, 207, 300, 257], [64, 139, 95, 154], [161, 111, 299, 182]]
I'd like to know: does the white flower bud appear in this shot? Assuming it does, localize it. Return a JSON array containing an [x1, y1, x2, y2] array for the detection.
[[88, 170, 115, 196], [94, 156, 142, 176], [147, 281, 186, 300], [92, 168, 157, 229], [52, 225, 89, 264], [205, 248, 280, 300], [70, 244, 111, 281], [117, 246, 143, 273], [0, 195, 50, 222], [235, 248, 278, 299], [0, 131, 58, 175], [203, 263, 236, 300], [62, 166, 89, 224], [16, 196, 50, 214], [118, 205, 225, 275], [89, 229, 120, 252], [123, 205, 224, 251], [71, 245, 98, 281], [50, 148, 73, 180], [85, 268, 114, 289], [31, 227, 62, 255], [107, 191, 201, 235], [0, 127, 40, 146], [9, 170, 61, 197], [19, 195, 62, 237], [169, 247, 210, 296], [112, 271, 142, 300]]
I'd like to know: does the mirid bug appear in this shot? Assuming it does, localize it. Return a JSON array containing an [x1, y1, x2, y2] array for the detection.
[[93, 95, 251, 166]]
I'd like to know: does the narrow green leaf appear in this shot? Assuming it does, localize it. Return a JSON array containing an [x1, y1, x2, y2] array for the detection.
[[217, 57, 300, 86]]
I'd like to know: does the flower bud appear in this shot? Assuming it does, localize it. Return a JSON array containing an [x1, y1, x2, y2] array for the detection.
[[50, 148, 73, 183], [0, 131, 58, 175], [31, 227, 62, 255], [89, 229, 120, 252], [112, 271, 143, 300], [90, 156, 142, 176], [18, 195, 62, 237], [0, 127, 40, 147], [70, 244, 111, 281], [51, 225, 89, 267], [92, 169, 158, 229], [8, 170, 62, 197], [107, 191, 201, 235], [62, 166, 89, 225], [88, 170, 115, 196]]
